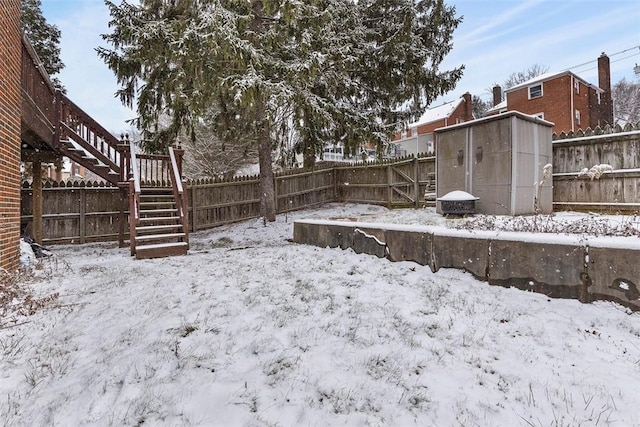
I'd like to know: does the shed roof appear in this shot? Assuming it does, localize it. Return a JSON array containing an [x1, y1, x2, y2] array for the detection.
[[434, 110, 554, 134]]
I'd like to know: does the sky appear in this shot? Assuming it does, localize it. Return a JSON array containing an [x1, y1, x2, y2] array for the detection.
[[40, 0, 640, 134]]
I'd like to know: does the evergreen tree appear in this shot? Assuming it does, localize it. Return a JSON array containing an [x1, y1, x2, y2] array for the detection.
[[97, 0, 463, 221], [21, 0, 64, 88], [472, 95, 490, 119]]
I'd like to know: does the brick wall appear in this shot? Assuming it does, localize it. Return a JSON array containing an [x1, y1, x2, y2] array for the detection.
[[0, 0, 22, 271], [505, 74, 606, 134], [507, 76, 573, 132]]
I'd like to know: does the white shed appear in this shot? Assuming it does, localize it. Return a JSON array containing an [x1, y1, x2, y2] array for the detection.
[[435, 111, 554, 215]]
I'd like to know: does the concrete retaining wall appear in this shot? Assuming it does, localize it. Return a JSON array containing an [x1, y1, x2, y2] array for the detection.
[[293, 220, 640, 312]]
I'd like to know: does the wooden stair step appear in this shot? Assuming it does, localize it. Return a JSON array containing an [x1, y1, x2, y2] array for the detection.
[[140, 194, 174, 200], [140, 201, 175, 208], [135, 232, 185, 243], [141, 187, 173, 194], [136, 224, 183, 233], [81, 156, 100, 165], [135, 242, 188, 260], [139, 208, 178, 215], [138, 216, 181, 224]]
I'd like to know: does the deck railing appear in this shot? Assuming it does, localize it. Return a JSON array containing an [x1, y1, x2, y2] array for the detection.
[[21, 35, 56, 142]]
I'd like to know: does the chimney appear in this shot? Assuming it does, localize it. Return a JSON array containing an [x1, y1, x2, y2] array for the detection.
[[598, 52, 613, 125], [492, 85, 502, 107], [462, 92, 473, 121]]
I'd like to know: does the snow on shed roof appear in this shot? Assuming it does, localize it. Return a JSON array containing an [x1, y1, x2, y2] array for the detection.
[[409, 97, 465, 128]]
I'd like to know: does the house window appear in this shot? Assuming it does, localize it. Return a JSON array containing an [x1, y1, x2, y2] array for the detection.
[[575, 110, 581, 126], [401, 130, 407, 139], [528, 84, 543, 99], [411, 128, 417, 137], [533, 112, 545, 120], [574, 80, 580, 94]]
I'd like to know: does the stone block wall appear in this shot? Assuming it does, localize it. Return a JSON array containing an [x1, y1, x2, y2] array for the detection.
[[293, 220, 640, 312]]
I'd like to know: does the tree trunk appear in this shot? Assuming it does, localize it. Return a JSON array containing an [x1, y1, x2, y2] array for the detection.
[[255, 98, 276, 222], [303, 142, 316, 169], [258, 131, 276, 222], [251, 1, 276, 222]]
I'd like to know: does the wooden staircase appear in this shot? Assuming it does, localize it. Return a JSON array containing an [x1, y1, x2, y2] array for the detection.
[[56, 96, 189, 259], [127, 143, 190, 259], [133, 186, 189, 259]]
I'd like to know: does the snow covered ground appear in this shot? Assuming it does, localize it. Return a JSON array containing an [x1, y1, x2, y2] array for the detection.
[[2, 204, 640, 426]]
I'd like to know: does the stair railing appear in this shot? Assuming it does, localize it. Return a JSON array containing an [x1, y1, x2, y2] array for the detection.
[[57, 92, 121, 183], [169, 145, 189, 244], [128, 139, 142, 256]]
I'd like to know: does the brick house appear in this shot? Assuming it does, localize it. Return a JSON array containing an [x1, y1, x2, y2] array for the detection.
[[391, 92, 473, 156], [487, 54, 613, 133], [0, 0, 23, 272]]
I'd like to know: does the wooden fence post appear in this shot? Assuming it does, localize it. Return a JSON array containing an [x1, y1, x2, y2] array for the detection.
[[274, 174, 279, 214], [32, 159, 43, 244], [387, 162, 393, 209], [190, 183, 197, 232], [414, 156, 420, 207], [118, 185, 127, 247], [79, 188, 86, 244]]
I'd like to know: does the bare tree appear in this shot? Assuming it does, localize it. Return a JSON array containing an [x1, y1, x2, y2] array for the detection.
[[612, 78, 640, 126], [489, 64, 550, 102], [182, 120, 258, 179], [503, 64, 550, 90]]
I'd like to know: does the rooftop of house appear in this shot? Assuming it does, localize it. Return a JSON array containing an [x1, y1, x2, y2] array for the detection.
[[486, 99, 507, 114], [408, 97, 465, 128], [505, 70, 604, 93]]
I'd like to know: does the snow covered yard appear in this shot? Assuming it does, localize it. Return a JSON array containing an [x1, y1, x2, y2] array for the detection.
[[2, 204, 640, 426]]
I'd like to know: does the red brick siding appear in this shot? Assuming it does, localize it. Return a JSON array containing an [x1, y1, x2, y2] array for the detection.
[[507, 76, 573, 132], [391, 95, 474, 142], [505, 74, 605, 134], [572, 79, 591, 130], [0, 0, 22, 271], [417, 119, 447, 135]]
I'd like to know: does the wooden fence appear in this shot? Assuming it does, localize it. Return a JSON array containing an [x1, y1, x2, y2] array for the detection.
[[552, 123, 640, 212], [21, 123, 640, 245], [21, 156, 436, 244], [21, 180, 122, 244]]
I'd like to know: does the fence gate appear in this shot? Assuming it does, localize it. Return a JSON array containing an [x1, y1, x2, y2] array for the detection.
[[388, 160, 420, 207]]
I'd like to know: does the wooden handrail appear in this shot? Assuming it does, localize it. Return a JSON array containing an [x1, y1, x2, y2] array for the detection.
[[58, 94, 121, 166], [130, 141, 142, 197], [128, 140, 141, 256], [169, 147, 184, 195], [169, 146, 189, 242]]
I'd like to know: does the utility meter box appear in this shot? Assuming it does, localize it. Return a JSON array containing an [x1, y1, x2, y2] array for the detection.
[[435, 111, 554, 215]]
